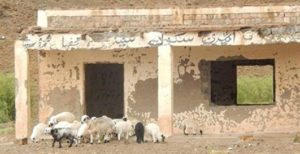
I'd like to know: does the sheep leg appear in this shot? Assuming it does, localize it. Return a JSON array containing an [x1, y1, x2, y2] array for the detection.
[[152, 134, 156, 143], [125, 132, 129, 140], [58, 140, 62, 148], [97, 133, 101, 144], [52, 139, 56, 147], [104, 134, 110, 143], [200, 130, 203, 135], [73, 138, 78, 146], [67, 136, 74, 147], [90, 134, 94, 144], [183, 125, 188, 135], [69, 139, 74, 147], [192, 128, 196, 135], [118, 132, 121, 141], [124, 132, 129, 144]]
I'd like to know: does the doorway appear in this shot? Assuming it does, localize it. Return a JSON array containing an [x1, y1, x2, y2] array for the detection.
[[85, 63, 124, 118]]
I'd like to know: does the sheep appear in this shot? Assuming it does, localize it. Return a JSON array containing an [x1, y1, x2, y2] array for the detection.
[[112, 118, 123, 125], [30, 123, 50, 143], [79, 115, 104, 143], [182, 118, 203, 135], [54, 121, 81, 132], [145, 123, 165, 143], [44, 121, 78, 135], [48, 112, 76, 127], [80, 115, 96, 143], [77, 116, 115, 144], [50, 128, 77, 148], [114, 118, 132, 142], [80, 115, 97, 124], [50, 121, 81, 148], [134, 122, 144, 144], [127, 119, 139, 136], [80, 115, 90, 124]]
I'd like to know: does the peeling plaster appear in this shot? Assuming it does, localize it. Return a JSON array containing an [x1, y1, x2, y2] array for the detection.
[[38, 48, 158, 123], [32, 42, 300, 134], [172, 44, 300, 134], [128, 78, 158, 119]]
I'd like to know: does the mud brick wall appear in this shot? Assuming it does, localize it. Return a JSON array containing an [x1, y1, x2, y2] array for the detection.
[[46, 9, 300, 30]]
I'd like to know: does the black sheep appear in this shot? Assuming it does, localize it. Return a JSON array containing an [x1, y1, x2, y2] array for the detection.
[[50, 128, 76, 148], [134, 122, 144, 144]]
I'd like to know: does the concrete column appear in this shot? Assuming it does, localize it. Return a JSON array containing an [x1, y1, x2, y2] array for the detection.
[[14, 40, 30, 141], [158, 45, 173, 136]]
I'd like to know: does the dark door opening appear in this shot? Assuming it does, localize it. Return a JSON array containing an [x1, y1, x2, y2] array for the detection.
[[85, 63, 124, 118]]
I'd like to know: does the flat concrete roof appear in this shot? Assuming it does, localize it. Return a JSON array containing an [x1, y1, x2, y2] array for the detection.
[[35, 0, 300, 9], [30, 5, 300, 33]]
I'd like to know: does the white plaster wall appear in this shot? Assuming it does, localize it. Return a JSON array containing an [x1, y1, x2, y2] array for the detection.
[[37, 48, 158, 123], [172, 43, 300, 134]]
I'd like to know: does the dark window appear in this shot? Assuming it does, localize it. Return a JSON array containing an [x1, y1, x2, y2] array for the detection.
[[210, 59, 275, 106]]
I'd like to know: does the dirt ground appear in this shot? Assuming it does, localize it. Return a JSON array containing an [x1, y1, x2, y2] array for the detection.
[[0, 132, 300, 154]]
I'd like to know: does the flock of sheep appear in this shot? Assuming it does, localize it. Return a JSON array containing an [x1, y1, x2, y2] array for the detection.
[[30, 112, 203, 148]]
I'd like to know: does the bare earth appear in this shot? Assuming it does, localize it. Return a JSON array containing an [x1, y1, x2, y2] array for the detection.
[[0, 133, 300, 154]]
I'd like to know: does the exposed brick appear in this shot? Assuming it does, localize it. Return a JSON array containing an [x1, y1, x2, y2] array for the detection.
[[285, 12, 298, 17], [199, 14, 206, 20], [220, 14, 230, 19], [240, 18, 246, 24], [183, 19, 193, 25], [296, 17, 300, 23], [290, 17, 298, 24], [184, 15, 195, 20]]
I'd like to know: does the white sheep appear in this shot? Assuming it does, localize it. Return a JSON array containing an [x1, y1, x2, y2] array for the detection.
[[54, 121, 80, 136], [112, 118, 123, 125], [182, 118, 203, 135], [80, 115, 90, 124], [114, 119, 132, 141], [127, 119, 139, 136], [30, 123, 50, 143], [145, 123, 165, 143], [48, 112, 76, 127], [77, 116, 115, 144]]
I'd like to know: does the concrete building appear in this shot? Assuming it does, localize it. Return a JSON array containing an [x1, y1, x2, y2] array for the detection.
[[15, 6, 300, 140]]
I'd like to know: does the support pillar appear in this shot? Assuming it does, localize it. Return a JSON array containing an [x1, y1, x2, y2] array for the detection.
[[14, 40, 30, 142], [158, 45, 173, 136]]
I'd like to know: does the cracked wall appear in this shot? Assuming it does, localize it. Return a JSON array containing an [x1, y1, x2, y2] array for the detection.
[[172, 44, 300, 134], [37, 48, 158, 123]]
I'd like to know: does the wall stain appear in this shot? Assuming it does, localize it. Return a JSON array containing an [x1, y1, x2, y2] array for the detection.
[[133, 66, 137, 74], [74, 66, 80, 80], [216, 55, 247, 61], [43, 71, 54, 76], [47, 87, 81, 119], [128, 78, 158, 119], [69, 69, 72, 78], [39, 51, 46, 58], [281, 88, 291, 100]]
